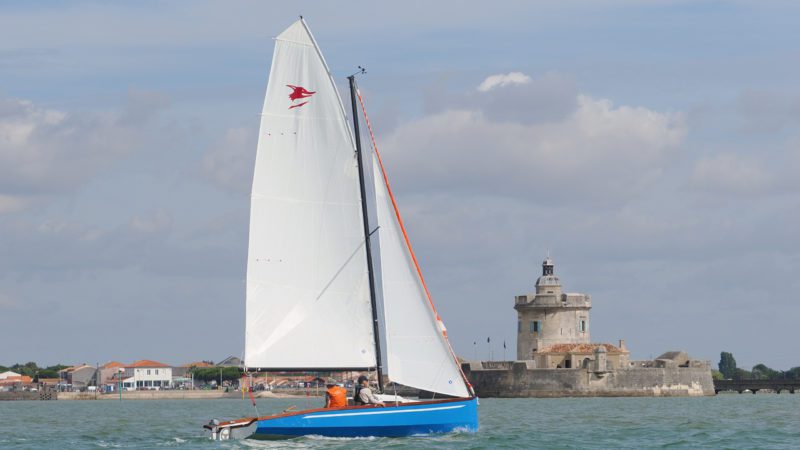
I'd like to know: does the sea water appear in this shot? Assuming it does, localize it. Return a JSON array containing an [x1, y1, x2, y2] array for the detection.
[[1, 395, 798, 449]]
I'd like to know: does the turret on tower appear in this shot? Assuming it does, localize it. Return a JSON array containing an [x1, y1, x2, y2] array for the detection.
[[535, 257, 561, 297], [542, 257, 554, 276]]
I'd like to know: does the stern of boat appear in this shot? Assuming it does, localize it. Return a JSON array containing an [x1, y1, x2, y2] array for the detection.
[[204, 417, 258, 441]]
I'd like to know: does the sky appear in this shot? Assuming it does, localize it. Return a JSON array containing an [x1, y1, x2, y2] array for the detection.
[[2, 0, 799, 371]]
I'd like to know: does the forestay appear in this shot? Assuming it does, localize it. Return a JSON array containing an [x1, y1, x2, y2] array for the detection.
[[245, 20, 376, 369], [372, 156, 471, 398]]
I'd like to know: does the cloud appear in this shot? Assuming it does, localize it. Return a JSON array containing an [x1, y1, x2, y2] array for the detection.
[[0, 292, 18, 310], [472, 72, 579, 125], [0, 194, 28, 214], [130, 210, 173, 233], [0, 91, 168, 212], [737, 90, 800, 134], [201, 127, 256, 194], [379, 92, 686, 206], [689, 154, 772, 195], [477, 72, 532, 92], [421, 72, 579, 125], [0, 210, 241, 280], [118, 89, 170, 126]]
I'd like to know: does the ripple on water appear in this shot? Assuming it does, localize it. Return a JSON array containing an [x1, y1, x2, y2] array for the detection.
[[1, 396, 799, 449]]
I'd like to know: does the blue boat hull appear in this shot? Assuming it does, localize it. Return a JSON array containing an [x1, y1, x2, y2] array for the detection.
[[252, 397, 478, 439]]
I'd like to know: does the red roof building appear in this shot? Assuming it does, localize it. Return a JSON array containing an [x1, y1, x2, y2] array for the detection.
[[128, 360, 169, 368], [0, 375, 33, 387]]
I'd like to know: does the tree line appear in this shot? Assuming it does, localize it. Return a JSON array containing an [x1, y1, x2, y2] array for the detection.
[[716, 352, 800, 380], [0, 362, 70, 379], [0, 362, 243, 384], [188, 366, 243, 383]]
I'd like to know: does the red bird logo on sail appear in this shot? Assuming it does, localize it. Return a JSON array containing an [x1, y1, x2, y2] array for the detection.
[[287, 85, 315, 109]]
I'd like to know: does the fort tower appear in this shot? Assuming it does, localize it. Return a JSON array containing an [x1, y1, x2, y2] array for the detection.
[[514, 257, 592, 361]]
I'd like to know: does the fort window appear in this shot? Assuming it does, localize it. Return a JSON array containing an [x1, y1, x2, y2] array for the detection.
[[579, 320, 586, 333], [565, 359, 572, 369], [518, 321, 521, 333]]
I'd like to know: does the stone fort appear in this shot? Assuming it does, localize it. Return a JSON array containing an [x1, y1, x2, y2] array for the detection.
[[462, 257, 714, 397]]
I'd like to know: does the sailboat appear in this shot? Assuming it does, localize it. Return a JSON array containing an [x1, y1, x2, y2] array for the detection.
[[205, 18, 478, 440]]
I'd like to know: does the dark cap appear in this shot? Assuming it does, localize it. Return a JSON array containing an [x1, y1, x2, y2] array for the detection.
[[357, 375, 368, 384]]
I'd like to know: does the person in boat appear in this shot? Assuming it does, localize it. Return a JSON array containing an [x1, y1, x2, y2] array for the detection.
[[324, 379, 347, 408], [353, 375, 384, 406]]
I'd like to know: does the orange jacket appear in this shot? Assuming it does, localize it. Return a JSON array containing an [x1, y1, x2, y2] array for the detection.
[[326, 386, 347, 408]]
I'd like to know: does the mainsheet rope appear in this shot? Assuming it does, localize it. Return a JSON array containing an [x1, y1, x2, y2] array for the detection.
[[242, 373, 260, 418], [355, 88, 475, 396]]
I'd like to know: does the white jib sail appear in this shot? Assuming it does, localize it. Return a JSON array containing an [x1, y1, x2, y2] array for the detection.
[[245, 20, 376, 369], [372, 156, 470, 398]]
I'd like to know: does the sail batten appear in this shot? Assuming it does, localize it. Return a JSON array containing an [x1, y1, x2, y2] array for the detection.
[[244, 19, 376, 369], [274, 38, 315, 47]]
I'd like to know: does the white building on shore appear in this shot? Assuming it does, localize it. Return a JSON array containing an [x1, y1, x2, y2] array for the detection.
[[122, 360, 172, 389]]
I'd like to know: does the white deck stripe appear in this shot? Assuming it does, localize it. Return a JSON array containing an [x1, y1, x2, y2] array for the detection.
[[303, 404, 465, 419]]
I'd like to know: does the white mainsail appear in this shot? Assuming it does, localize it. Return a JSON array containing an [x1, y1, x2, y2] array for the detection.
[[244, 20, 376, 369], [371, 155, 471, 398]]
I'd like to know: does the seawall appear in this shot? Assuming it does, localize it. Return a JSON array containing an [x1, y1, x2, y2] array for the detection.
[[463, 361, 715, 397], [57, 390, 310, 400], [0, 390, 57, 401]]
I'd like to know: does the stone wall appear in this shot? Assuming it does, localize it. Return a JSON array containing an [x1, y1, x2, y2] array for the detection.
[[0, 389, 57, 401], [517, 306, 591, 359], [463, 361, 714, 397]]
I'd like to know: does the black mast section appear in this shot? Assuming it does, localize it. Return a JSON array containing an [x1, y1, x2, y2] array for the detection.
[[348, 74, 384, 393]]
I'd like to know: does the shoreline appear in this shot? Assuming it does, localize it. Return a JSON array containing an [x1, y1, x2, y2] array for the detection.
[[57, 390, 319, 400]]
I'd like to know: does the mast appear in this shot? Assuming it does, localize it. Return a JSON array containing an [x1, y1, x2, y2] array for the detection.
[[348, 74, 384, 392]]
